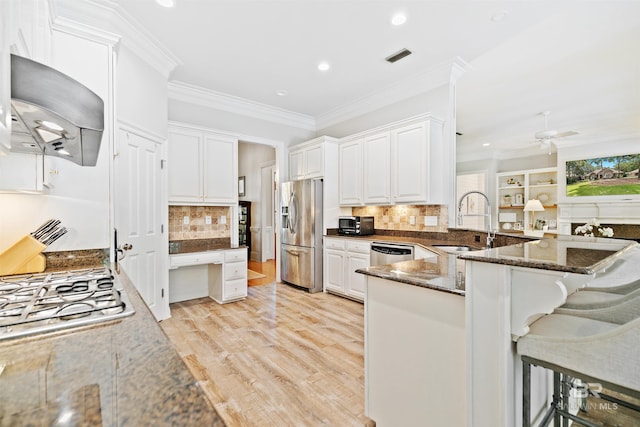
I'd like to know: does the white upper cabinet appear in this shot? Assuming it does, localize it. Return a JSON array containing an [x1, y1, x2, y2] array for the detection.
[[363, 132, 391, 204], [339, 139, 363, 205], [339, 115, 445, 206], [168, 127, 202, 203], [288, 137, 327, 180], [392, 121, 428, 203], [203, 134, 236, 204], [168, 123, 238, 205]]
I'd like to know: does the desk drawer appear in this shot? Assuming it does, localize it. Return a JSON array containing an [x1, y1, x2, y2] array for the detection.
[[169, 252, 223, 269], [346, 240, 371, 254], [324, 238, 345, 250], [225, 261, 247, 280], [225, 249, 246, 263], [224, 278, 247, 299]]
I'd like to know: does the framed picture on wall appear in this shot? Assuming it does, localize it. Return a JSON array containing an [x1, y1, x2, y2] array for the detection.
[[565, 153, 640, 198], [238, 176, 246, 197]]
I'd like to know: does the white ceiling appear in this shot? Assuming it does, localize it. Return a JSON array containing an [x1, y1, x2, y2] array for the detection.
[[116, 1, 640, 158]]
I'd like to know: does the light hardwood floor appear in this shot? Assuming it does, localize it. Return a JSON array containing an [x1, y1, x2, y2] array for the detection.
[[160, 281, 371, 427]]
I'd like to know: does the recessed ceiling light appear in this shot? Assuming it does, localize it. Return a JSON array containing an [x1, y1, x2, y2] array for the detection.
[[482, 143, 491, 147], [391, 13, 407, 26], [155, 0, 175, 8], [276, 90, 288, 97], [491, 10, 509, 22], [318, 62, 330, 72]]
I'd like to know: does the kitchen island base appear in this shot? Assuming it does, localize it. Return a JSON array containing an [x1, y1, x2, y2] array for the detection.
[[365, 275, 466, 426]]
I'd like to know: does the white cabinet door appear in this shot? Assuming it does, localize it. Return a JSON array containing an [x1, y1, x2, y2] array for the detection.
[[289, 149, 305, 180], [347, 252, 369, 300], [304, 144, 323, 178], [363, 132, 391, 204], [203, 134, 236, 204], [339, 140, 363, 205], [324, 249, 345, 293], [393, 121, 427, 203], [168, 128, 203, 203]]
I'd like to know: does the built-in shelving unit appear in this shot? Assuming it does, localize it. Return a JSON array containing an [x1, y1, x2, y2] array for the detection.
[[496, 167, 558, 234]]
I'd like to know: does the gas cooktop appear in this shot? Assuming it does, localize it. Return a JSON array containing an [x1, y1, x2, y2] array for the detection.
[[0, 267, 135, 341]]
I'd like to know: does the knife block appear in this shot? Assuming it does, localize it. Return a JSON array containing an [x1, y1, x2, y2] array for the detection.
[[0, 235, 47, 276]]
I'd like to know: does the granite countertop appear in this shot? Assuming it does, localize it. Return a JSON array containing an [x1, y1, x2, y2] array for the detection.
[[169, 238, 244, 255], [357, 256, 466, 296], [344, 230, 637, 295], [0, 267, 225, 426], [457, 235, 639, 274]]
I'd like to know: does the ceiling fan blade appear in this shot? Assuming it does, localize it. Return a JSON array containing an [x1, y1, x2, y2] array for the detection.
[[556, 130, 579, 138]]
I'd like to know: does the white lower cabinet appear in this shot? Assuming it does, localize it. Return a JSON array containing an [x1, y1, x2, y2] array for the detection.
[[169, 248, 247, 304], [323, 237, 370, 302]]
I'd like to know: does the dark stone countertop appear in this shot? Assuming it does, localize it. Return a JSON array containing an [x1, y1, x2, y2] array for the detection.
[[0, 267, 225, 426], [169, 238, 244, 255], [357, 256, 466, 296], [339, 230, 637, 295], [457, 235, 638, 274]]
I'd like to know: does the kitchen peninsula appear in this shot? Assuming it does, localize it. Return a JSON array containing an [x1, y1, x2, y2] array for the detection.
[[0, 268, 224, 425], [358, 235, 638, 426]]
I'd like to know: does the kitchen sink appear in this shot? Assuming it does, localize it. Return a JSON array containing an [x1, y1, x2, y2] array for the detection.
[[432, 245, 474, 253]]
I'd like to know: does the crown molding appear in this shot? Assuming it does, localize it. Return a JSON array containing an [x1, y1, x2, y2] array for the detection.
[[168, 81, 316, 132], [50, 0, 180, 78], [315, 57, 470, 130]]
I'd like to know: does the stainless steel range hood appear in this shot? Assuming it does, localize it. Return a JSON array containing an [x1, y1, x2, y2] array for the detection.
[[10, 54, 104, 166]]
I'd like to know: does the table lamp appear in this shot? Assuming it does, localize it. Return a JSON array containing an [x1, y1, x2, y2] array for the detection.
[[523, 199, 545, 231]]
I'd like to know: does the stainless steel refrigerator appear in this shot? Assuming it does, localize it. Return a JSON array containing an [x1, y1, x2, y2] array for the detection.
[[280, 178, 323, 293]]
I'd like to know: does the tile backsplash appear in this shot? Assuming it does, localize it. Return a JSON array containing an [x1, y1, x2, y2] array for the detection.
[[169, 206, 231, 241], [352, 205, 448, 233]]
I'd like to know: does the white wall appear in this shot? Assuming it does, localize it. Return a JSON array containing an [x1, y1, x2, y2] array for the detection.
[[0, 29, 112, 252], [317, 85, 450, 138], [116, 46, 168, 138]]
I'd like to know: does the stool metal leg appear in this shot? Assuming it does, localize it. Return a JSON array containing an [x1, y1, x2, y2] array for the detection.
[[523, 359, 531, 427]]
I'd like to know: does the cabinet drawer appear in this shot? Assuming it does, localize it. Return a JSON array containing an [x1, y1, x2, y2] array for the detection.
[[225, 250, 246, 263], [225, 261, 247, 280], [170, 252, 223, 269], [224, 278, 247, 299], [324, 238, 345, 250], [346, 240, 371, 254]]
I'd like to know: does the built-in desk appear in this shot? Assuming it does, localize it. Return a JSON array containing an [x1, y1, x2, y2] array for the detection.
[[168, 240, 247, 304]]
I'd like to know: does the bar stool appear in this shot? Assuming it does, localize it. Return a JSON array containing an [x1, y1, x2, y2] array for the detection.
[[518, 314, 640, 426]]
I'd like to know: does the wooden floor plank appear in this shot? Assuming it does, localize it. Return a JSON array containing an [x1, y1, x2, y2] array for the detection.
[[160, 281, 370, 426]]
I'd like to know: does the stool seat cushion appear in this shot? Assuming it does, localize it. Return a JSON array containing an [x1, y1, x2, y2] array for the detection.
[[517, 314, 640, 392]]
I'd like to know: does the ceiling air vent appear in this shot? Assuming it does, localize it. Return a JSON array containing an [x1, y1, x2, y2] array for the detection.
[[385, 48, 412, 63]]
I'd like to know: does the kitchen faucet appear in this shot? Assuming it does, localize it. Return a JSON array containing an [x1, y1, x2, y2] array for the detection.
[[457, 191, 495, 249]]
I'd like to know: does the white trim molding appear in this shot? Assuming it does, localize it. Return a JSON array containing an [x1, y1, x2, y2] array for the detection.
[[168, 81, 316, 132]]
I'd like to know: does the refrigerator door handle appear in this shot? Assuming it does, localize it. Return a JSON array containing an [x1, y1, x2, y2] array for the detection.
[[285, 247, 309, 256], [289, 193, 299, 234]]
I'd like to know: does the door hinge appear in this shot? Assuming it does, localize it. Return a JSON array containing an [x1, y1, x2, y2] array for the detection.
[[161, 159, 166, 169], [161, 288, 165, 298], [161, 224, 164, 233]]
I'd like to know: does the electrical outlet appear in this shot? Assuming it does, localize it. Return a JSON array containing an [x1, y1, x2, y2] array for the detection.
[[475, 235, 481, 243], [205, 216, 212, 225], [220, 215, 226, 225], [409, 215, 416, 225], [424, 216, 438, 226], [183, 216, 189, 225]]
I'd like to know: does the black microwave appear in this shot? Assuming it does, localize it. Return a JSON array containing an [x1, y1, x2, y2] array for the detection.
[[338, 216, 374, 235]]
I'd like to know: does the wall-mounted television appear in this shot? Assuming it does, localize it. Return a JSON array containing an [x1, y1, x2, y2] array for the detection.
[[565, 154, 640, 197]]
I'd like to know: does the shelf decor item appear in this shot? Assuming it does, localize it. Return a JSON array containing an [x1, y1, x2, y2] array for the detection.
[[574, 218, 614, 237], [523, 199, 545, 231]]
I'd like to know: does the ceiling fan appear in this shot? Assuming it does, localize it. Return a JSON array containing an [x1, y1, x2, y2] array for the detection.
[[533, 111, 579, 153]]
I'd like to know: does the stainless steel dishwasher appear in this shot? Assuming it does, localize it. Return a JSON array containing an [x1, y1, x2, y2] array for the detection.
[[370, 242, 414, 266]]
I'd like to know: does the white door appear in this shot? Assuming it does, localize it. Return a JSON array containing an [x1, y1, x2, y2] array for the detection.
[[115, 127, 169, 321], [261, 162, 275, 261]]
